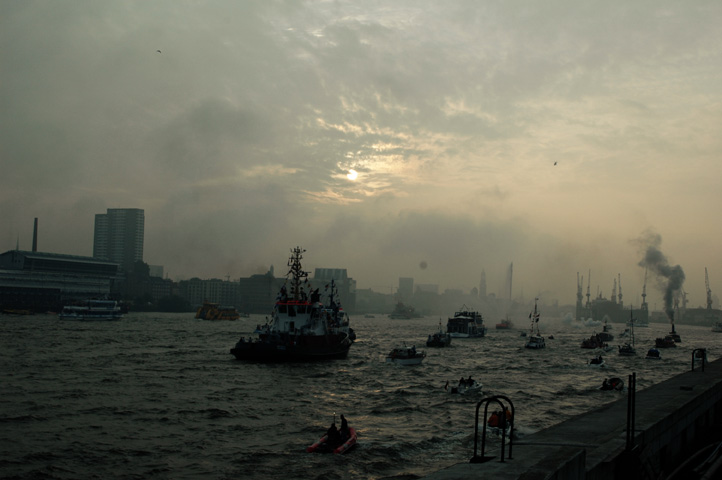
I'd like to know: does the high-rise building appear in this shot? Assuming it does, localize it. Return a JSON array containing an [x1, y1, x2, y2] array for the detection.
[[93, 208, 145, 272], [398, 277, 414, 301]]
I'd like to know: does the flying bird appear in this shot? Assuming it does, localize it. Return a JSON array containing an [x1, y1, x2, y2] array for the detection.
[[156, 50, 162, 54], [554, 161, 557, 166]]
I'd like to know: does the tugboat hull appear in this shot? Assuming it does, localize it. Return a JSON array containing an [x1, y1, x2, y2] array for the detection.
[[231, 334, 353, 362]]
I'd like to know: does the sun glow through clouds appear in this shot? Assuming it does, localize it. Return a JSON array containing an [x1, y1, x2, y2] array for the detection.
[[347, 169, 358, 181]]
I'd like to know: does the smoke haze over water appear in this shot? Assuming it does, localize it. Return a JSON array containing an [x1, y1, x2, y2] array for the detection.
[[636, 230, 685, 322]]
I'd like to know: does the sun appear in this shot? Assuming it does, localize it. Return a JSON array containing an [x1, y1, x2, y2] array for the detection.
[[346, 169, 358, 181]]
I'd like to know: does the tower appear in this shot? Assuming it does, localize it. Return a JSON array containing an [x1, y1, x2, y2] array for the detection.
[[479, 270, 487, 298], [93, 208, 145, 272]]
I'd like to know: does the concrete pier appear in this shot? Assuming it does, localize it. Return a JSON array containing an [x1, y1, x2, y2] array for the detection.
[[423, 357, 722, 479]]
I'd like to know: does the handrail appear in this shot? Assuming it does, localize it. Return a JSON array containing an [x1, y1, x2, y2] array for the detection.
[[692, 348, 707, 372]]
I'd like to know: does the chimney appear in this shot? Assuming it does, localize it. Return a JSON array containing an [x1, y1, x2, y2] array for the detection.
[[32, 218, 38, 252]]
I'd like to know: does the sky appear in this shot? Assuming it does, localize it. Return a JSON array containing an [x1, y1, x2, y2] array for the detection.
[[2, 1, 721, 309]]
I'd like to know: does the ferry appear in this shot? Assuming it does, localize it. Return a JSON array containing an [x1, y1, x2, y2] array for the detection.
[[230, 247, 355, 361], [195, 301, 240, 320], [447, 305, 487, 338], [59, 299, 123, 321]]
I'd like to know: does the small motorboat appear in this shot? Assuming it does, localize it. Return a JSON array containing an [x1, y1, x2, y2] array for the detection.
[[307, 415, 357, 454], [646, 348, 661, 360], [486, 409, 513, 438], [385, 345, 425, 365], [655, 336, 677, 348], [588, 355, 605, 367], [600, 377, 624, 391], [445, 378, 482, 395]]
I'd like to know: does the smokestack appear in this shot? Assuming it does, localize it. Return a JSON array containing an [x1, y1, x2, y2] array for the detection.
[[32, 218, 38, 252], [637, 230, 685, 323]]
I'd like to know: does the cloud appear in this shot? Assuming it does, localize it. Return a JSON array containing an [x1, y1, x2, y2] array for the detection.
[[2, 1, 722, 306]]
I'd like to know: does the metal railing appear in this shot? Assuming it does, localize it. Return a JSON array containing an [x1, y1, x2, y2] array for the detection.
[[692, 348, 707, 372]]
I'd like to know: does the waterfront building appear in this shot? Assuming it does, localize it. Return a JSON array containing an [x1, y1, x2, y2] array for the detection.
[[238, 272, 278, 314], [93, 208, 145, 272], [178, 277, 241, 309], [0, 250, 120, 312]]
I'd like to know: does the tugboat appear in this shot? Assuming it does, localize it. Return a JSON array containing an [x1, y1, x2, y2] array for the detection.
[[597, 318, 614, 342], [618, 307, 636, 356], [427, 319, 452, 347], [388, 301, 422, 319], [230, 247, 355, 361]]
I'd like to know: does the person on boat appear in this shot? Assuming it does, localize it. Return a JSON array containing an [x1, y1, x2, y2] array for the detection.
[[339, 415, 350, 442], [326, 423, 342, 448], [488, 411, 500, 428], [310, 288, 320, 303]]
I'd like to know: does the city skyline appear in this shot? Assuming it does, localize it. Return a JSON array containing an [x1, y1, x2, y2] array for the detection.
[[7, 214, 718, 312], [3, 2, 721, 308]]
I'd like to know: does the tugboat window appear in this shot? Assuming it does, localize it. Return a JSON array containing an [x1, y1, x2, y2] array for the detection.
[[288, 306, 296, 317]]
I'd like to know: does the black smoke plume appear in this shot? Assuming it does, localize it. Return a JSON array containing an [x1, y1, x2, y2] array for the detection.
[[636, 230, 685, 322]]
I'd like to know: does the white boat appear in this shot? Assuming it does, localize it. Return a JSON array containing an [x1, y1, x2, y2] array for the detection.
[[446, 305, 487, 338], [524, 298, 545, 349], [385, 345, 425, 365], [58, 300, 123, 321]]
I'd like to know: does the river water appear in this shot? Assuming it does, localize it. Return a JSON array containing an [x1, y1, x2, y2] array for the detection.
[[1, 312, 717, 479]]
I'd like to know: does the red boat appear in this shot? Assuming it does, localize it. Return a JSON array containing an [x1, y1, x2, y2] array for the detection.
[[495, 317, 513, 329]]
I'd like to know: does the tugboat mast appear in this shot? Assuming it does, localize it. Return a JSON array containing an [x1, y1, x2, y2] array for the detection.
[[287, 246, 308, 301]]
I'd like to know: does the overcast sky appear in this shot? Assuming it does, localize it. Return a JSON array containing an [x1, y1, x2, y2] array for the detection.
[[2, 1, 721, 308]]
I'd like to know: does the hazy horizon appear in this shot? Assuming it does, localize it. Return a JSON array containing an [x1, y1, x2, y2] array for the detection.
[[3, 1, 721, 308]]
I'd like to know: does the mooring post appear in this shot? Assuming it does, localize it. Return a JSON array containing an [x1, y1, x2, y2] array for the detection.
[[626, 372, 636, 450]]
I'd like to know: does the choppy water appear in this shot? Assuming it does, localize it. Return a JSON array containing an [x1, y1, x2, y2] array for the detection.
[[1, 313, 717, 479]]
